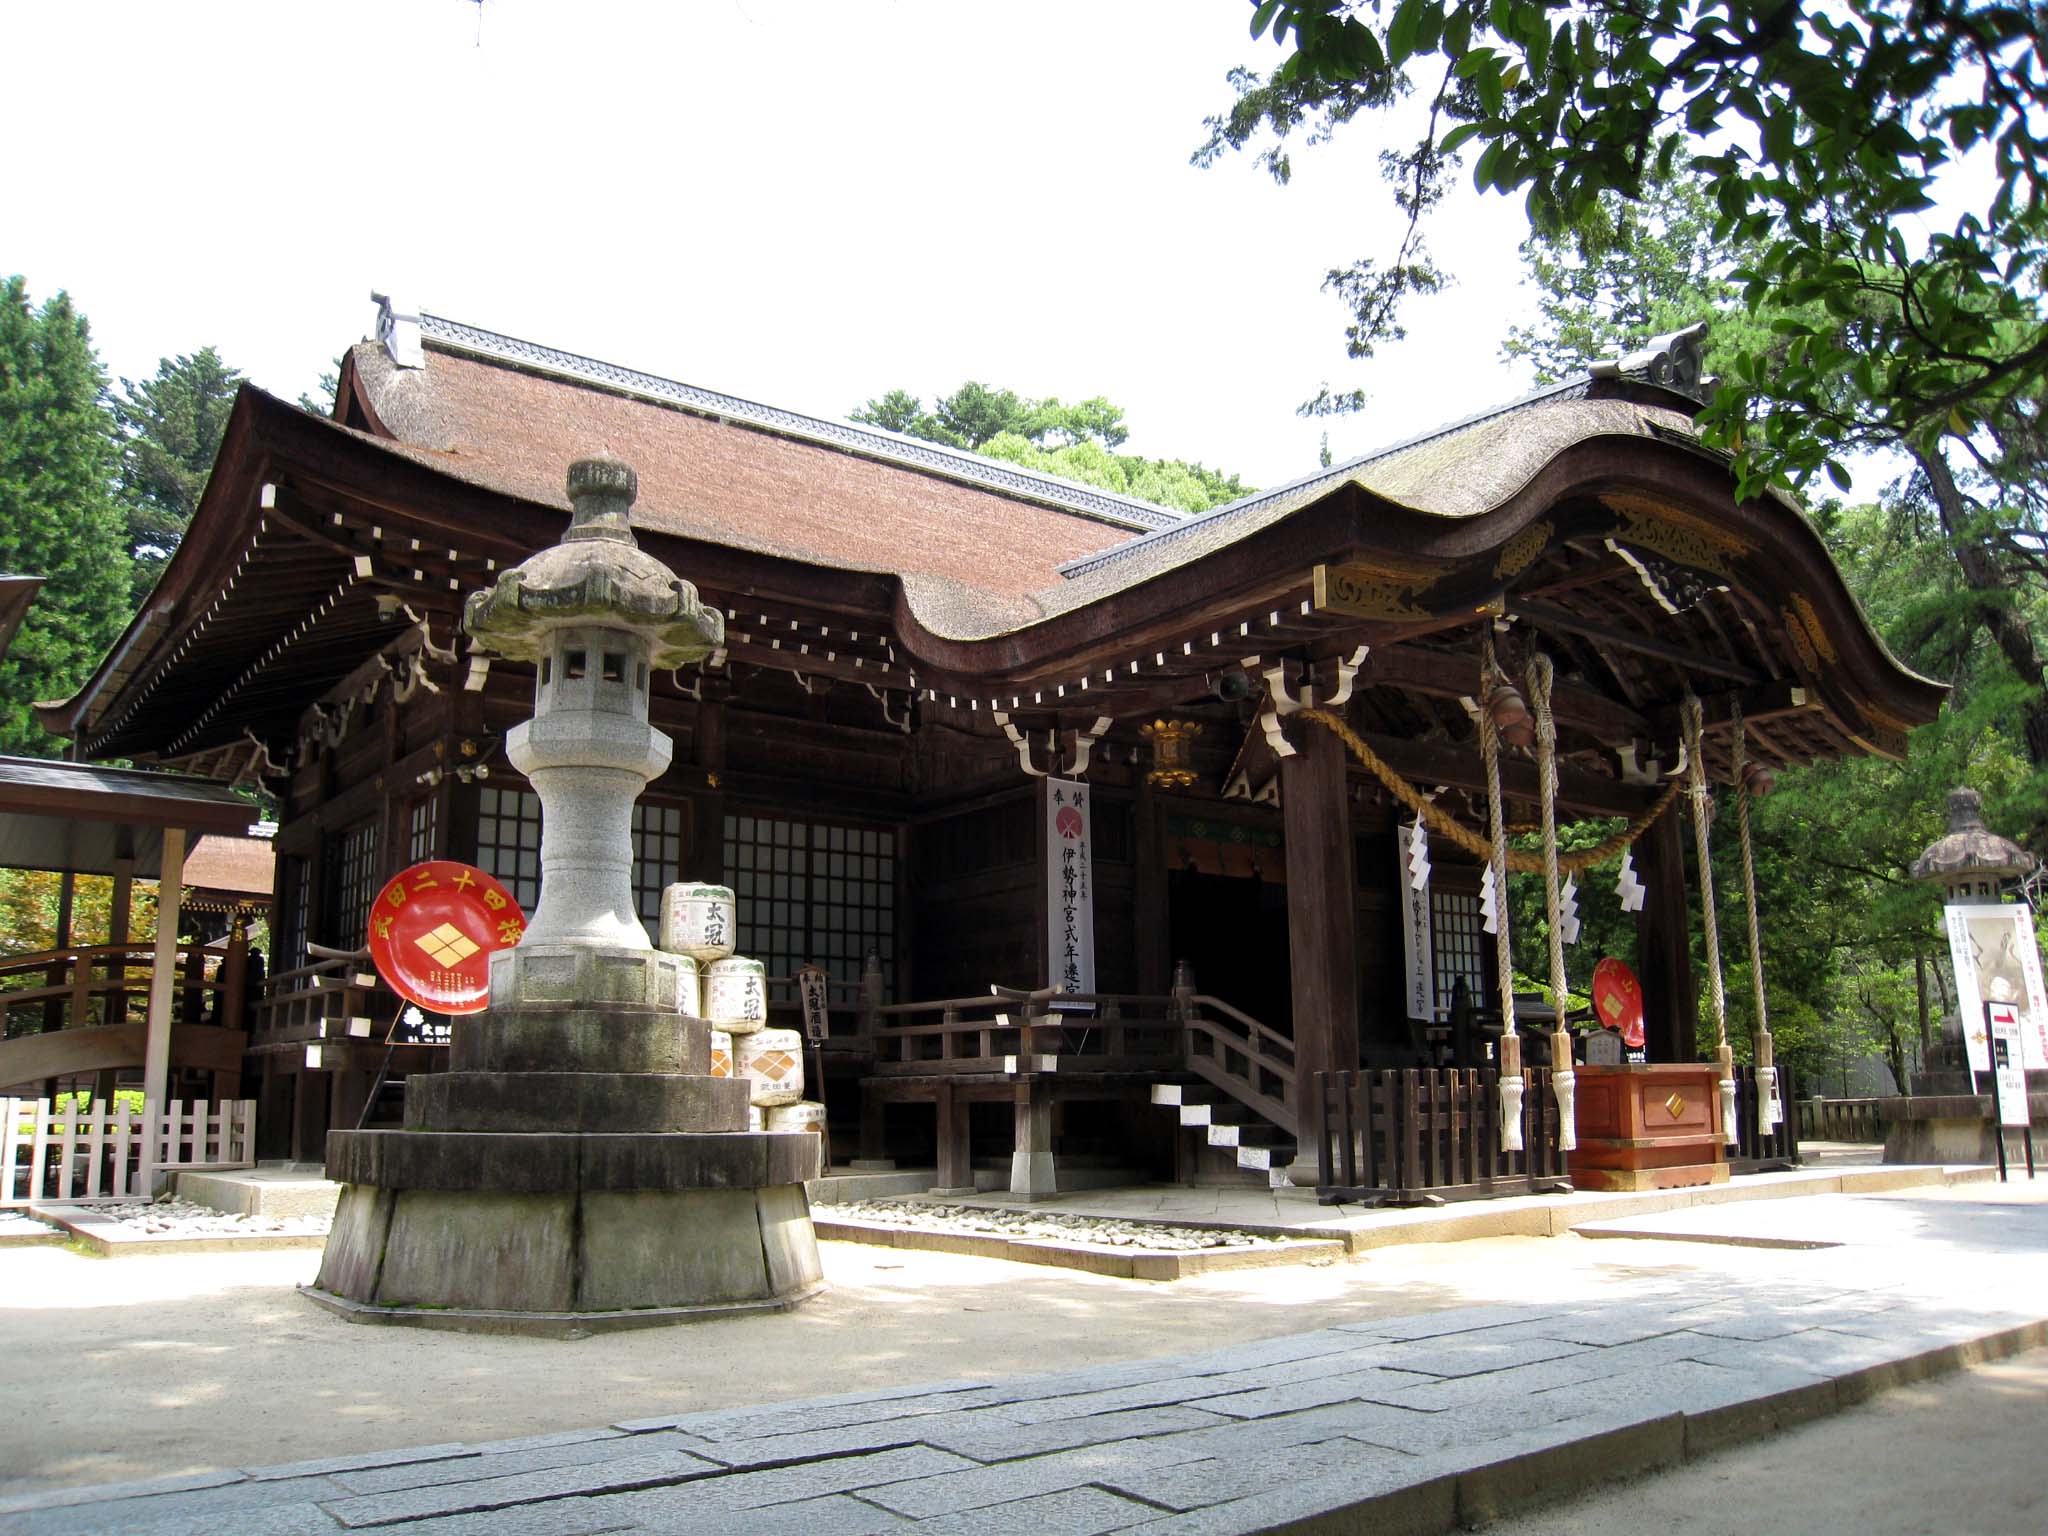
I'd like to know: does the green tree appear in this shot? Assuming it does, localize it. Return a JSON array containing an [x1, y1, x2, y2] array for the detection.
[[113, 347, 243, 599], [0, 277, 130, 757], [853, 382, 1249, 512], [1204, 3, 2047, 497]]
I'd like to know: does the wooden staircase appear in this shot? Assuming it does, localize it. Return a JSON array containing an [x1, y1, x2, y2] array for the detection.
[[1152, 986, 1300, 1187]]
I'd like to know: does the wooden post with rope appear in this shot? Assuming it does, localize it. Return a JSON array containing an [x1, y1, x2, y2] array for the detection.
[[1682, 694, 1741, 1145], [1525, 653, 1579, 1150], [1728, 705, 1782, 1137], [1478, 631, 1524, 1151]]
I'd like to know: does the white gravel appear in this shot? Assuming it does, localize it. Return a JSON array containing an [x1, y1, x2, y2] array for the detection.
[[828, 1199, 1291, 1250], [84, 1197, 331, 1238]]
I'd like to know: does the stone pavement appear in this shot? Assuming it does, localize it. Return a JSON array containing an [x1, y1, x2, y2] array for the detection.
[[11, 1187, 2047, 1536]]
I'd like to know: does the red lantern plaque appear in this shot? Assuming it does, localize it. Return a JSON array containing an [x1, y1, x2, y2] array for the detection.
[[365, 860, 525, 1014], [1591, 956, 1646, 1049]]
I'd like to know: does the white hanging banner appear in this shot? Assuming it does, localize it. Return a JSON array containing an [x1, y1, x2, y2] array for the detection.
[[1944, 902, 2048, 1072], [1398, 822, 1434, 1021], [1046, 777, 1096, 994]]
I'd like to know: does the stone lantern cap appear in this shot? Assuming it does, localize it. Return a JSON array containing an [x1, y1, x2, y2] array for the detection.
[[462, 455, 725, 668], [1910, 787, 2037, 885]]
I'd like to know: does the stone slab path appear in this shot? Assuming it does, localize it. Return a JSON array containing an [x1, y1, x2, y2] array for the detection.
[[11, 1185, 2046, 1535]]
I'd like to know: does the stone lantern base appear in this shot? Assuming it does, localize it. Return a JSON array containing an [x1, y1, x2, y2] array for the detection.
[[305, 948, 822, 1336]]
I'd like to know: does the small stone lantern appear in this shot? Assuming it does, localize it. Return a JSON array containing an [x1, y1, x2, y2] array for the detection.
[[1911, 787, 2036, 905]]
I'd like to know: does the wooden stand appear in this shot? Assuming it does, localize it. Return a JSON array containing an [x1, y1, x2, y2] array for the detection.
[[1569, 1062, 1728, 1191]]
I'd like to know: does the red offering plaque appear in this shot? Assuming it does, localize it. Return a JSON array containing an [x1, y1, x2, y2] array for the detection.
[[1591, 956, 1646, 1049], [366, 860, 525, 1014]]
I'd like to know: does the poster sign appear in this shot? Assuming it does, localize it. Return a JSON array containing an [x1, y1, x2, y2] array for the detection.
[[796, 963, 831, 1044], [1988, 1003, 2031, 1129], [1397, 822, 1433, 1021], [1046, 777, 1095, 994], [1944, 903, 2048, 1072], [366, 860, 524, 1014]]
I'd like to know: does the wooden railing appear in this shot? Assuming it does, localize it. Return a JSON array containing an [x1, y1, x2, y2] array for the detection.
[[251, 944, 392, 1046], [1179, 989, 1298, 1137], [1730, 1065, 1802, 1171], [866, 986, 1181, 1076], [0, 938, 247, 1036], [1314, 1067, 1570, 1206], [1797, 1096, 1886, 1144], [3, 1096, 255, 1205]]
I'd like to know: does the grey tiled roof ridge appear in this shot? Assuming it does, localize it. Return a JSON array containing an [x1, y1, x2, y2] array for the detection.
[[413, 313, 1186, 534], [1055, 374, 1598, 579]]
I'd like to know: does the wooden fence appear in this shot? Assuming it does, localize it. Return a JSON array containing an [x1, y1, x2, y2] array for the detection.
[[1729, 1065, 1802, 1173], [1797, 1097, 1886, 1143], [2, 1097, 256, 1205], [1314, 1067, 1570, 1206]]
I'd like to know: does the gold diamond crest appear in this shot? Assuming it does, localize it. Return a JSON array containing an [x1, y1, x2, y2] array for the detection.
[[415, 922, 480, 966], [1664, 1091, 1686, 1120]]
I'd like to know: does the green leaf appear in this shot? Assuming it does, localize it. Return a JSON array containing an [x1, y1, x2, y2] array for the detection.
[[1388, 0, 1425, 65], [1825, 459, 1852, 493]]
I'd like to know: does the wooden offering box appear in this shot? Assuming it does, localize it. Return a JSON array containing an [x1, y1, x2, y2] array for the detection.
[[1570, 1063, 1729, 1191]]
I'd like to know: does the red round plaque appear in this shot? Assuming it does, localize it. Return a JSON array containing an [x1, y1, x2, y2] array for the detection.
[[1591, 956, 1646, 1048], [365, 860, 526, 1014]]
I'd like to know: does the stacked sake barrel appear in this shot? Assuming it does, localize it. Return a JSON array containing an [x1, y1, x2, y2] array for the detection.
[[659, 883, 822, 1140]]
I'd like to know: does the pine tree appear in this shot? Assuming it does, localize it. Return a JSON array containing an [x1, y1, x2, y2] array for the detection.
[[0, 276, 131, 756], [114, 347, 242, 599]]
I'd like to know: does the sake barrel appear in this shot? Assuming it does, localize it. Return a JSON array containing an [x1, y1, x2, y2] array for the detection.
[[674, 953, 702, 1019], [738, 1026, 805, 1107], [747, 1104, 765, 1132], [707, 1029, 733, 1079], [766, 1100, 827, 1140], [705, 956, 768, 1034], [659, 883, 737, 962]]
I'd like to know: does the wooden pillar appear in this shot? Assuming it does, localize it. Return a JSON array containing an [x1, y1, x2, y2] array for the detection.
[[291, 1065, 329, 1164], [933, 1081, 972, 1193], [330, 1066, 370, 1136], [1133, 779, 1170, 997], [1281, 711, 1359, 1091], [855, 1081, 891, 1168], [1635, 810, 1698, 1063], [684, 695, 726, 884], [108, 853, 135, 1029], [142, 827, 187, 1109], [1010, 1077, 1056, 1197]]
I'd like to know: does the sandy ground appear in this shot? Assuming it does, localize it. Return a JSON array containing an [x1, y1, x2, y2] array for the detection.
[[4, 1182, 2045, 1499], [1496, 1346, 2048, 1535]]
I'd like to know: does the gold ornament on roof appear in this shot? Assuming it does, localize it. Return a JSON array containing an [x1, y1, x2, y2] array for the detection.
[[1140, 718, 1203, 791]]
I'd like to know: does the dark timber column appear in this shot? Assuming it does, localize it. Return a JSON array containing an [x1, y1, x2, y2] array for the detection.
[[1635, 810, 1698, 1062], [1282, 710, 1359, 1102], [1133, 779, 1170, 996], [685, 692, 727, 884]]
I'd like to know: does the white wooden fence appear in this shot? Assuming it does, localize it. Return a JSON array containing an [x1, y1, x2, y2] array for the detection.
[[2, 1098, 257, 1205]]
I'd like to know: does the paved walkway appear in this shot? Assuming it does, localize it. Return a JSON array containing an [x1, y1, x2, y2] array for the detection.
[[9, 1186, 2046, 1535]]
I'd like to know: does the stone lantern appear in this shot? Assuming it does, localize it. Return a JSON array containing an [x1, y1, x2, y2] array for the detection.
[[1910, 787, 2036, 904], [309, 456, 824, 1332], [1908, 786, 2038, 1094]]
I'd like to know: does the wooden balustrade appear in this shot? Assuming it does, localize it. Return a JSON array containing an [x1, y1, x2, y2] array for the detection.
[[1314, 1067, 1570, 1206], [865, 988, 1182, 1076], [250, 946, 390, 1045], [0, 940, 245, 1035], [1729, 1064, 1802, 1172], [1797, 1096, 1886, 1144], [3, 1096, 256, 1205]]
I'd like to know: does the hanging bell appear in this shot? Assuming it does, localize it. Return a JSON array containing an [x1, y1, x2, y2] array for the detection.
[[1742, 758, 1775, 798], [1486, 681, 1536, 749]]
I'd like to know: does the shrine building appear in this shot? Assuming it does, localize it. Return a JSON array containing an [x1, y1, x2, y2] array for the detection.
[[28, 299, 1943, 1200]]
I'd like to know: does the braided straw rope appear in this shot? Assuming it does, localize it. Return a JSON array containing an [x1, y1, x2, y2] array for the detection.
[[1683, 694, 1740, 1142], [1682, 695, 1729, 1054], [1730, 706, 1779, 1131], [1292, 709, 1681, 874], [1479, 635, 1525, 1146], [1526, 653, 1579, 1150]]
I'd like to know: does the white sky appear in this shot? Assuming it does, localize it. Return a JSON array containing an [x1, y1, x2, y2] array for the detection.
[[4, 0, 1543, 491]]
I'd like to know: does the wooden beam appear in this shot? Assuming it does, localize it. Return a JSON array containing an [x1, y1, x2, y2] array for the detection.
[[1646, 681, 1815, 740], [1362, 645, 1648, 745], [1347, 728, 1653, 819], [1514, 600, 1761, 684]]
